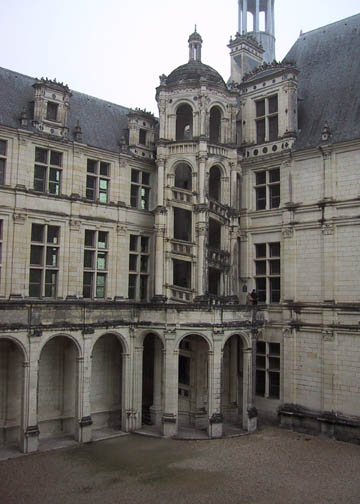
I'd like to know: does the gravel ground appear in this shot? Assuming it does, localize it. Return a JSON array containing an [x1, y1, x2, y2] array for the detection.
[[0, 426, 360, 504]]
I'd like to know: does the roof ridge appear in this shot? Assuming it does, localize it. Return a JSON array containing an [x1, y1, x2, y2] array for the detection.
[[300, 12, 360, 37]]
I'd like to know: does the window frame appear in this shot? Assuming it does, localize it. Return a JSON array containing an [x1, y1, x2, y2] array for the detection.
[[130, 169, 151, 210], [34, 147, 63, 195], [82, 229, 109, 299], [254, 242, 281, 304], [128, 234, 150, 301], [255, 94, 278, 145], [0, 139, 7, 185], [254, 168, 280, 211], [256, 341, 281, 399], [29, 223, 60, 298], [86, 159, 110, 203]]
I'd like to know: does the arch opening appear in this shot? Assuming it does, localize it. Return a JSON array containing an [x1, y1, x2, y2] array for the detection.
[[176, 104, 193, 141], [178, 334, 209, 430], [209, 107, 222, 144], [0, 338, 24, 448], [221, 334, 244, 427], [141, 333, 164, 430], [90, 334, 124, 433], [38, 336, 78, 441], [175, 163, 192, 191], [209, 166, 221, 202]]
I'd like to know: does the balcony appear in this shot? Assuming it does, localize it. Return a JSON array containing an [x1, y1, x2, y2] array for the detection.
[[208, 144, 228, 157], [208, 248, 230, 269], [170, 286, 193, 302], [172, 188, 193, 204], [171, 240, 194, 257], [168, 142, 197, 156], [209, 199, 228, 219]]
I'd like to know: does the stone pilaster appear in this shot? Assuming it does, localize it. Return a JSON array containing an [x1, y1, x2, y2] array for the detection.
[[162, 337, 178, 438]]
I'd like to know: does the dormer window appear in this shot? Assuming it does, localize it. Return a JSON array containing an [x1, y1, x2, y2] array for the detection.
[[139, 129, 147, 145], [46, 102, 59, 122], [255, 95, 278, 144]]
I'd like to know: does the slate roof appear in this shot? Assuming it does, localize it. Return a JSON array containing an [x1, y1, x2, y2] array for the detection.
[[0, 67, 129, 153], [285, 13, 360, 151]]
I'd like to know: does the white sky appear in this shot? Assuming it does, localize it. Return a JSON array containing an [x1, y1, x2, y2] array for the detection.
[[1, 1, 359, 114]]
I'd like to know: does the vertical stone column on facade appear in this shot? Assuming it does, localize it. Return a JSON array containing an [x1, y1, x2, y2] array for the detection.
[[67, 219, 82, 297], [21, 337, 41, 453], [77, 333, 93, 443], [242, 0, 248, 33], [322, 221, 335, 302], [282, 328, 295, 405], [229, 336, 238, 403], [196, 221, 207, 296], [132, 338, 144, 431], [208, 338, 223, 438], [115, 224, 127, 298], [255, 0, 260, 32], [198, 154, 207, 203], [10, 213, 27, 296], [150, 338, 163, 425], [122, 349, 132, 432], [154, 220, 166, 298], [282, 224, 295, 301], [242, 347, 257, 432], [266, 0, 273, 32], [162, 337, 178, 437]]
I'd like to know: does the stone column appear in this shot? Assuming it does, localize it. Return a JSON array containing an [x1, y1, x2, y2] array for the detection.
[[242, 346, 257, 432], [321, 330, 337, 438], [229, 336, 238, 403], [242, 0, 248, 33], [153, 214, 167, 301], [282, 225, 296, 302], [21, 336, 41, 453], [208, 338, 223, 438], [196, 221, 207, 297], [132, 340, 143, 431], [198, 155, 207, 203], [255, 0, 260, 32], [122, 349, 132, 432], [77, 332, 93, 443], [67, 219, 82, 297], [162, 336, 178, 437], [150, 338, 163, 425]]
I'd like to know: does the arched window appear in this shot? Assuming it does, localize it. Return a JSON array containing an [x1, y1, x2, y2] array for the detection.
[[176, 104, 193, 141], [175, 163, 192, 190], [209, 165, 221, 202], [209, 107, 222, 144]]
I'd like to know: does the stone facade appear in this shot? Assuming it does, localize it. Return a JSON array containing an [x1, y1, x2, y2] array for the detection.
[[1, 5, 360, 454]]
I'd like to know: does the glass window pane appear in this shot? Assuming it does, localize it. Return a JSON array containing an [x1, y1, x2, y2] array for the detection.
[[29, 269, 42, 297], [140, 237, 149, 253], [86, 175, 96, 200], [46, 102, 58, 121], [131, 169, 139, 183], [34, 165, 46, 192], [140, 275, 147, 300], [256, 261, 266, 275], [46, 247, 58, 267], [97, 252, 106, 270], [270, 185, 280, 209], [270, 259, 280, 275], [269, 168, 280, 183], [129, 254, 137, 271], [269, 115, 278, 142], [47, 226, 59, 244], [269, 357, 280, 370], [129, 235, 137, 251], [256, 277, 267, 302], [35, 148, 48, 164], [85, 230, 95, 247], [140, 255, 148, 272], [256, 370, 265, 396], [256, 187, 266, 210], [0, 159, 5, 185], [142, 172, 150, 185], [270, 243, 280, 257], [96, 273, 106, 298], [50, 151, 62, 167], [100, 162, 109, 176], [256, 100, 265, 117], [30, 245, 43, 265], [31, 224, 44, 242], [269, 343, 280, 356], [256, 355, 266, 368], [0, 140, 6, 156], [130, 185, 138, 207], [256, 119, 266, 144], [268, 95, 278, 114], [49, 168, 61, 195], [84, 250, 94, 268], [87, 159, 97, 174], [83, 272, 93, 298], [270, 277, 280, 303], [256, 341, 266, 354], [45, 270, 57, 297], [269, 372, 280, 398], [256, 171, 266, 185], [255, 244, 266, 258], [98, 232, 107, 249]]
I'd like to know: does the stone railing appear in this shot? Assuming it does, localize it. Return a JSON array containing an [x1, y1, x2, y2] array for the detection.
[[170, 286, 193, 302], [209, 199, 228, 218], [168, 142, 197, 155], [172, 188, 193, 203], [171, 240, 193, 256], [208, 247, 231, 268], [208, 144, 228, 157]]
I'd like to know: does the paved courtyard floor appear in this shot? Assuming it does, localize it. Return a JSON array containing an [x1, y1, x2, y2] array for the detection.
[[0, 425, 359, 504]]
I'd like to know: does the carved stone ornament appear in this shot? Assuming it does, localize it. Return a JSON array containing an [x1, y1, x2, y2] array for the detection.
[[13, 213, 26, 224], [153, 205, 167, 215], [322, 223, 334, 235], [193, 203, 208, 214], [322, 330, 335, 342], [282, 226, 294, 238]]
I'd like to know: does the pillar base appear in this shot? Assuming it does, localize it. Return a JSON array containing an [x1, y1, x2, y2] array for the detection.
[[78, 416, 93, 443], [245, 407, 258, 432], [149, 406, 163, 426], [162, 414, 177, 438], [209, 413, 223, 438], [22, 425, 40, 453]]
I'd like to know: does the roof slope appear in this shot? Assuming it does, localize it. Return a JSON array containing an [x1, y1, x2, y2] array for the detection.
[[285, 13, 360, 150], [0, 67, 129, 153]]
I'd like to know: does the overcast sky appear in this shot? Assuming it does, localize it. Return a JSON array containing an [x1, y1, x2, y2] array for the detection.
[[1, 1, 359, 113]]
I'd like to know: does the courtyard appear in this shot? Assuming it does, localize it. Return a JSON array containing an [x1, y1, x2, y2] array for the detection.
[[0, 425, 359, 504]]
